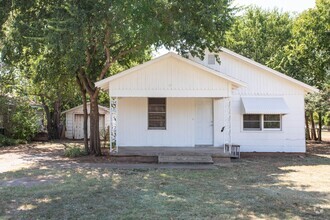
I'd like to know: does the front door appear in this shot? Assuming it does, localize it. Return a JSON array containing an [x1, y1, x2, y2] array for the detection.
[[195, 98, 213, 145]]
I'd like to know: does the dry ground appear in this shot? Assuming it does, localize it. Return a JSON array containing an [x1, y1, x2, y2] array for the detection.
[[0, 134, 329, 219]]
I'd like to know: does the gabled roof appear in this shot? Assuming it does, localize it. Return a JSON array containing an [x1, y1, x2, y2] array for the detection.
[[61, 102, 109, 114], [95, 52, 247, 90], [220, 48, 319, 93]]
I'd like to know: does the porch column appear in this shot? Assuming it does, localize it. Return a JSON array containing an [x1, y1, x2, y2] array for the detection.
[[109, 94, 112, 152], [109, 96, 118, 152]]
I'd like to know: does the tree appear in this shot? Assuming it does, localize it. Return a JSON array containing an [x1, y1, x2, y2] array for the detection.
[[280, 0, 329, 87], [225, 7, 293, 68], [1, 0, 235, 155], [282, 0, 330, 141]]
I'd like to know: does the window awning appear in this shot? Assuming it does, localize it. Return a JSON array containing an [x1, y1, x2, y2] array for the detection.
[[241, 97, 289, 114]]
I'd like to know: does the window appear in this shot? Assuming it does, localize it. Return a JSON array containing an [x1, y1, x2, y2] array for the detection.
[[264, 114, 281, 129], [243, 114, 261, 130], [148, 98, 166, 130], [243, 114, 281, 131], [208, 54, 216, 65]]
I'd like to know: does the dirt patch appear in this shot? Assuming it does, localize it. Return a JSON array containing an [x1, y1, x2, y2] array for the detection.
[[0, 142, 67, 173], [307, 141, 330, 155]]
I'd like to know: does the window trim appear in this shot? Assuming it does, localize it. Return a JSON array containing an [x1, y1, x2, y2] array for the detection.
[[242, 114, 282, 131], [148, 98, 166, 130]]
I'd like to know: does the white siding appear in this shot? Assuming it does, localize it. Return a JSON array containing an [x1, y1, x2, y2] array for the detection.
[[109, 56, 231, 97], [117, 97, 196, 147], [229, 95, 305, 152], [191, 51, 307, 152], [190, 52, 304, 96]]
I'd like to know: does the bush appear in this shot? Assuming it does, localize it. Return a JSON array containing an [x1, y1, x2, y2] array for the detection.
[[1, 96, 39, 141], [10, 103, 39, 140], [64, 144, 87, 158], [0, 134, 26, 147]]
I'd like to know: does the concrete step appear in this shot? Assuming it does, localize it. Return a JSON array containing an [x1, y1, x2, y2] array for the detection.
[[158, 155, 214, 164]]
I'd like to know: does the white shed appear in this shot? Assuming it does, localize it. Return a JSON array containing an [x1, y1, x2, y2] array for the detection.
[[95, 49, 318, 153], [62, 103, 110, 139]]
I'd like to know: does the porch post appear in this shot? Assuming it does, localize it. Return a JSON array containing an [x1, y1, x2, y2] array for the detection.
[[109, 94, 112, 152], [109, 97, 118, 152], [228, 97, 232, 154], [222, 97, 232, 154]]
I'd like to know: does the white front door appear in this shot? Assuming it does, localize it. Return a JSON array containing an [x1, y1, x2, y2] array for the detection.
[[195, 98, 213, 145]]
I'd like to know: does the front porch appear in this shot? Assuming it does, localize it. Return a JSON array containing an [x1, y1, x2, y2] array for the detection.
[[109, 146, 239, 164]]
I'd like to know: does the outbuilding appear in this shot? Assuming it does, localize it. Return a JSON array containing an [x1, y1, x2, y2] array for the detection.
[[62, 103, 110, 139]]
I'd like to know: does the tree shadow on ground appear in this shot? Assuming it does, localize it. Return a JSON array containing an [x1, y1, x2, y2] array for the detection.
[[0, 152, 329, 219], [0, 141, 329, 219]]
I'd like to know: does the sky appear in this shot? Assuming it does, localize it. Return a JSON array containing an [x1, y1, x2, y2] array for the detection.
[[153, 0, 316, 57]]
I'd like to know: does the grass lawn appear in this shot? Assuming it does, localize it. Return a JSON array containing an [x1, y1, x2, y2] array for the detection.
[[0, 142, 329, 219]]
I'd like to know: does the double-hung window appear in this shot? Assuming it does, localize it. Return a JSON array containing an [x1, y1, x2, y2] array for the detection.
[[263, 114, 281, 129], [148, 98, 166, 130], [243, 114, 261, 130], [243, 114, 281, 131]]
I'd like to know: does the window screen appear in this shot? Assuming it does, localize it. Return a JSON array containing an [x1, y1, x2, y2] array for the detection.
[[264, 114, 281, 129], [148, 98, 166, 130], [243, 114, 261, 130]]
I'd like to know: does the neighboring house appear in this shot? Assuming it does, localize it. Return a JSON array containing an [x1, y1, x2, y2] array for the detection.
[[95, 49, 318, 153], [62, 103, 110, 139]]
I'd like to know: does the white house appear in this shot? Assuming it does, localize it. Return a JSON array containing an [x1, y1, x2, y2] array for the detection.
[[95, 49, 317, 153], [62, 103, 110, 139]]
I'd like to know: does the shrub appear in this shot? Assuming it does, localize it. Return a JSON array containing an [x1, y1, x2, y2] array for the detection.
[[64, 144, 87, 158], [10, 103, 39, 140], [0, 134, 26, 147]]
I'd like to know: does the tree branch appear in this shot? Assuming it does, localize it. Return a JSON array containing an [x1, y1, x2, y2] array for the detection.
[[77, 69, 94, 95]]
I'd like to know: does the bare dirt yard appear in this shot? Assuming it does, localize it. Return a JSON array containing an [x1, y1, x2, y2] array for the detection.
[[0, 134, 329, 219]]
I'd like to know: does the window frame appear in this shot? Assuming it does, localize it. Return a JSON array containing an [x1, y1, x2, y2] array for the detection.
[[242, 114, 282, 131], [148, 98, 166, 130]]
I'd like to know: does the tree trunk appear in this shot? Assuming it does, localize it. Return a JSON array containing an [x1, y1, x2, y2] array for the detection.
[[310, 112, 317, 141], [89, 94, 101, 156], [305, 113, 310, 140], [76, 75, 89, 154], [52, 98, 61, 139], [41, 96, 51, 140], [82, 95, 89, 153], [318, 112, 322, 141]]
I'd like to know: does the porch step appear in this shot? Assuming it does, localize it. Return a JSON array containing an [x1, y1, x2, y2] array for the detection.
[[158, 155, 214, 164]]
